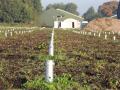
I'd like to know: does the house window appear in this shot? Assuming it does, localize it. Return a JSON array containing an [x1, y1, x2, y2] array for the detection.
[[57, 16, 61, 18], [72, 22, 75, 28]]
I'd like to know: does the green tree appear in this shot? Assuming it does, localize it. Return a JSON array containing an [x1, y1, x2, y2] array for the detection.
[[83, 7, 101, 21], [46, 3, 66, 10], [0, 0, 42, 24], [46, 2, 79, 15], [65, 3, 79, 15], [31, 0, 42, 13]]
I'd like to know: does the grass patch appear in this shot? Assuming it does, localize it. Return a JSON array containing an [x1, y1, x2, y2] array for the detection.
[[24, 74, 91, 90]]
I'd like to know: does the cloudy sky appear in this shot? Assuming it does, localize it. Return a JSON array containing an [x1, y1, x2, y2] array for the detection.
[[41, 0, 119, 15]]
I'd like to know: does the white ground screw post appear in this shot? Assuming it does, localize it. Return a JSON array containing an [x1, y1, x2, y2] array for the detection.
[[105, 35, 107, 40], [85, 32, 87, 35], [45, 29, 55, 83], [113, 36, 116, 41], [82, 32, 84, 35], [21, 31, 23, 34], [10, 32, 13, 37], [5, 31, 7, 37], [98, 33, 101, 37], [94, 33, 96, 36]]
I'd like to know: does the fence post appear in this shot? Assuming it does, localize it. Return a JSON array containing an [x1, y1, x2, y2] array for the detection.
[[5, 32, 7, 37], [105, 35, 107, 40], [45, 29, 55, 83], [94, 33, 96, 36], [98, 33, 101, 37], [113, 36, 116, 41], [10, 32, 13, 37]]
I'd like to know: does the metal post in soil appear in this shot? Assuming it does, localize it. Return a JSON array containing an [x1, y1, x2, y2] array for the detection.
[[45, 29, 55, 83]]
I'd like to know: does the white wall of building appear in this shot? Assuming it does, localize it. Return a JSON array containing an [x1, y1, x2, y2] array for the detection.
[[54, 18, 81, 29], [54, 21, 59, 28]]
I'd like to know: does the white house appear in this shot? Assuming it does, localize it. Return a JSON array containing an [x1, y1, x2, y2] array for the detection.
[[53, 9, 83, 29], [40, 8, 84, 29], [54, 18, 81, 28]]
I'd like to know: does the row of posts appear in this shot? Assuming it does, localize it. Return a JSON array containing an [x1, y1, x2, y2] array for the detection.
[[73, 31, 118, 41], [86, 31, 120, 35], [0, 27, 38, 31], [0, 26, 41, 38], [0, 30, 33, 37]]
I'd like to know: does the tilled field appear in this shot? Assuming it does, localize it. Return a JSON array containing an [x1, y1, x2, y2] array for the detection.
[[54, 30, 120, 90], [0, 29, 120, 89], [0, 29, 51, 89]]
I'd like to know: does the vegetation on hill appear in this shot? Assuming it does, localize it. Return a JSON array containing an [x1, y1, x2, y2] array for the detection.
[[83, 1, 120, 21], [83, 7, 101, 21], [46, 3, 79, 15], [98, 1, 119, 17], [0, 0, 42, 24]]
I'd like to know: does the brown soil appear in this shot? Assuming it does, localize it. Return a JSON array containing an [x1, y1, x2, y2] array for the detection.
[[85, 18, 120, 33]]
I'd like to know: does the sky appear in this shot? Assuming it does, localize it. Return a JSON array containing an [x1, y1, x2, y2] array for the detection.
[[41, 0, 119, 15]]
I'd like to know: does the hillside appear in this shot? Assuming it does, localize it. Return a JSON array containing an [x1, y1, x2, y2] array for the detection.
[[85, 18, 120, 32]]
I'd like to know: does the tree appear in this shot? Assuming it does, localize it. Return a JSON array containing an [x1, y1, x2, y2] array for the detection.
[[46, 3, 66, 10], [0, 0, 43, 23], [31, 0, 42, 13], [83, 7, 100, 21], [117, 1, 120, 19], [98, 1, 119, 17], [46, 2, 79, 15], [65, 3, 79, 15]]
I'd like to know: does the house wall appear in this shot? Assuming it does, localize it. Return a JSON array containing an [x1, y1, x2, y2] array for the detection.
[[54, 21, 59, 28], [54, 18, 81, 29]]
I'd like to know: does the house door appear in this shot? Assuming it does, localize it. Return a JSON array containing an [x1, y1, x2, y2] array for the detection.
[[58, 22, 61, 28], [72, 22, 75, 28]]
